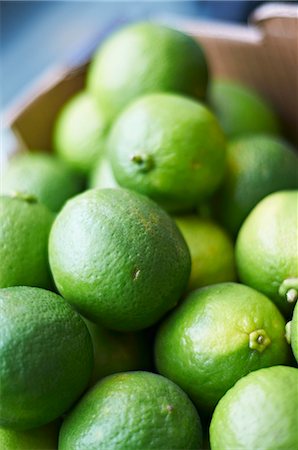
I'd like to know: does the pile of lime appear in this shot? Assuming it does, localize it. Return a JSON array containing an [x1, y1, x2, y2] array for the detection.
[[1, 21, 297, 450]]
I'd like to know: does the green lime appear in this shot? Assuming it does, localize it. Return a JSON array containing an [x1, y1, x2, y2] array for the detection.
[[210, 366, 298, 450], [0, 286, 93, 430], [0, 194, 54, 289], [54, 91, 109, 174], [209, 79, 281, 138], [155, 282, 289, 415], [84, 319, 152, 384], [59, 371, 202, 450], [290, 302, 298, 362], [87, 21, 209, 119], [236, 191, 298, 317], [214, 134, 298, 235], [175, 216, 236, 290], [0, 421, 59, 450], [108, 93, 227, 213], [2, 152, 83, 212], [49, 188, 190, 331], [89, 157, 118, 189]]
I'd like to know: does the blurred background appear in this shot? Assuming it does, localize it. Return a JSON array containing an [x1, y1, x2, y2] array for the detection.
[[2, 0, 277, 110]]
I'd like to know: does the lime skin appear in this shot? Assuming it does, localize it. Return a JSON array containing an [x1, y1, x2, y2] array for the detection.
[[108, 93, 227, 213], [175, 216, 236, 290], [155, 282, 290, 416], [0, 195, 54, 289], [59, 371, 203, 450], [2, 152, 83, 212], [49, 188, 191, 331], [290, 302, 298, 363], [54, 91, 109, 174], [214, 134, 298, 236], [210, 366, 298, 450], [84, 318, 153, 385], [209, 79, 281, 138], [236, 191, 298, 317], [87, 21, 209, 119], [0, 286, 93, 430], [0, 421, 60, 450]]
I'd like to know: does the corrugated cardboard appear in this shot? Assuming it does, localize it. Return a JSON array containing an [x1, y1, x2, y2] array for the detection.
[[3, 3, 298, 152]]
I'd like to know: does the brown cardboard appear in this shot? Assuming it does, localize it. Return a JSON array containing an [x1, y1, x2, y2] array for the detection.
[[4, 3, 298, 151]]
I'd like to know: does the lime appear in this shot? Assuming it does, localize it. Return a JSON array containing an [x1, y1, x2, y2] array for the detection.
[[155, 282, 289, 415], [214, 134, 298, 235], [89, 157, 118, 189], [59, 371, 202, 450], [87, 21, 209, 119], [210, 366, 298, 450], [108, 93, 226, 213], [0, 286, 93, 430], [84, 319, 152, 384], [0, 194, 54, 289], [54, 91, 109, 174], [0, 421, 59, 450], [236, 191, 298, 317], [209, 79, 281, 138], [2, 152, 83, 212], [175, 216, 236, 290], [289, 301, 298, 363], [49, 188, 190, 331]]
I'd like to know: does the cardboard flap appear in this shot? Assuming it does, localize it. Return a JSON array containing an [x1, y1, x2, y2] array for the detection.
[[4, 65, 87, 151]]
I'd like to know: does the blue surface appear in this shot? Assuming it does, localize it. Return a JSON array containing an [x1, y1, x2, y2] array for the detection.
[[1, 1, 263, 110]]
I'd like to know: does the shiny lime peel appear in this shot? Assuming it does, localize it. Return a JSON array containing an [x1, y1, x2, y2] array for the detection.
[[155, 283, 289, 414]]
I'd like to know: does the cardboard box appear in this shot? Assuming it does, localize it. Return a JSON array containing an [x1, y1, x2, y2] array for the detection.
[[3, 2, 298, 155]]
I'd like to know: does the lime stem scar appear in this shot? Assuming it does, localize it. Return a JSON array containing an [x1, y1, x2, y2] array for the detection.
[[249, 329, 271, 353], [286, 289, 298, 303], [279, 279, 298, 304], [131, 153, 154, 172]]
